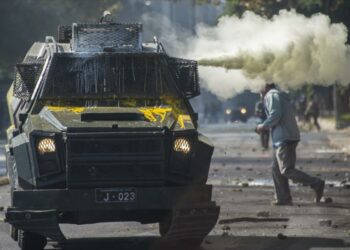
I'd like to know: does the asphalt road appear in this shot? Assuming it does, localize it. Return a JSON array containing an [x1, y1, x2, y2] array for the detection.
[[0, 125, 350, 250]]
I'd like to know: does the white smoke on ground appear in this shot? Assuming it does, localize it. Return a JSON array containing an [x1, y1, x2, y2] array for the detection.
[[185, 10, 350, 99]]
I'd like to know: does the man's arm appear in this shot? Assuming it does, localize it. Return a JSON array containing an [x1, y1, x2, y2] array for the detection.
[[262, 92, 282, 129]]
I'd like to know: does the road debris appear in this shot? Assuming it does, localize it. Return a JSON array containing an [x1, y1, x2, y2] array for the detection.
[[221, 225, 231, 237], [322, 197, 333, 203], [219, 217, 289, 224], [232, 188, 243, 192], [318, 219, 332, 227], [256, 211, 270, 218], [241, 183, 249, 187], [204, 240, 212, 244], [0, 176, 9, 186], [277, 233, 288, 240]]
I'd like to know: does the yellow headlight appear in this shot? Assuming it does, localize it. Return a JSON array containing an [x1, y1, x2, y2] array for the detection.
[[37, 138, 56, 155], [240, 108, 247, 114], [173, 138, 191, 154]]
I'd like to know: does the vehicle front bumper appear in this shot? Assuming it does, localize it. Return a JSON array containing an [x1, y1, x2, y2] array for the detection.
[[5, 185, 218, 241]]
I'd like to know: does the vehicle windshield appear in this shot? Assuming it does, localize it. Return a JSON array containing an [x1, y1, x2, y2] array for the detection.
[[38, 53, 186, 109]]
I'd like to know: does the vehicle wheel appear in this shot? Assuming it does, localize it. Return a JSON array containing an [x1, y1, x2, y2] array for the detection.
[[18, 230, 47, 250], [159, 213, 172, 237], [10, 225, 18, 241]]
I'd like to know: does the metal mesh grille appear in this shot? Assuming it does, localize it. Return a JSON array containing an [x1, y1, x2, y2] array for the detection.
[[13, 62, 44, 100], [168, 57, 200, 98], [72, 23, 142, 52], [41, 53, 178, 99]]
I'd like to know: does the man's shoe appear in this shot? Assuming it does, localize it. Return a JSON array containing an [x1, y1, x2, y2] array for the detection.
[[314, 180, 325, 203], [271, 200, 293, 206]]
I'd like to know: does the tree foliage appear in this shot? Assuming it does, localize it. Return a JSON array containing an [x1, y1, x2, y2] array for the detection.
[[223, 0, 350, 24], [0, 0, 122, 79]]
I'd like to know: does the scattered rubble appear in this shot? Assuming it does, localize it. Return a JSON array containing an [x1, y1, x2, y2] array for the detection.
[[0, 176, 9, 186], [219, 217, 289, 224], [277, 233, 288, 240], [221, 225, 231, 237], [257, 211, 270, 218], [318, 219, 332, 227], [232, 188, 243, 192], [241, 183, 249, 187], [323, 197, 333, 203]]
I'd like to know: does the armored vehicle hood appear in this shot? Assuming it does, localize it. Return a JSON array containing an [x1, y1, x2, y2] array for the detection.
[[29, 106, 194, 132]]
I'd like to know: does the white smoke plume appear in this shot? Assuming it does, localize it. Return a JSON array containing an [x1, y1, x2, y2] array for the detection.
[[186, 10, 350, 99], [140, 10, 350, 99]]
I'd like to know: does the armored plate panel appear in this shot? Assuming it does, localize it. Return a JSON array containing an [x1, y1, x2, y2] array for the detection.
[[12, 133, 35, 188]]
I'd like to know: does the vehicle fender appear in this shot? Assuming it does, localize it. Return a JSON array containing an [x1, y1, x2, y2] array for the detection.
[[11, 133, 36, 189], [190, 134, 214, 184]]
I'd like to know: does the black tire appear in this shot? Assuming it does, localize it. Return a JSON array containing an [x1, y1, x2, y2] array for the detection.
[[159, 213, 172, 237], [10, 225, 18, 241], [18, 230, 47, 250]]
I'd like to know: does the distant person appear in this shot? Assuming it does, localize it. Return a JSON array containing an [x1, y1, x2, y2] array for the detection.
[[305, 94, 321, 131], [255, 97, 269, 150], [296, 94, 307, 121], [255, 83, 325, 206]]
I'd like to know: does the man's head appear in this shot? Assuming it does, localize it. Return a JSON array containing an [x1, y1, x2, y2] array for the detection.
[[260, 83, 276, 97]]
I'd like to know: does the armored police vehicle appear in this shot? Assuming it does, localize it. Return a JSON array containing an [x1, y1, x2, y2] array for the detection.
[[5, 16, 219, 250]]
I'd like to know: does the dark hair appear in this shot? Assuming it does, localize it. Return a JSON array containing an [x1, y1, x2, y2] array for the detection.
[[266, 83, 276, 89]]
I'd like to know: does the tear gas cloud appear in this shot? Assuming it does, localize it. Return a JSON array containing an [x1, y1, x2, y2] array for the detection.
[[142, 10, 350, 99], [190, 10, 350, 98]]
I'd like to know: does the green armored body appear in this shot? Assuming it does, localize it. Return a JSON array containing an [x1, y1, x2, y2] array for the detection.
[[5, 17, 220, 250]]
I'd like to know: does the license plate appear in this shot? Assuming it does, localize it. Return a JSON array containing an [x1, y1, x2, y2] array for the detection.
[[95, 188, 137, 203]]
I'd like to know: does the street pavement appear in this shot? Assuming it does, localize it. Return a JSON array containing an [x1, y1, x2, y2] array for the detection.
[[0, 141, 5, 176], [0, 125, 349, 250]]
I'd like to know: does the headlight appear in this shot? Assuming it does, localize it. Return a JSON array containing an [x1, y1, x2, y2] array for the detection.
[[240, 108, 247, 115], [225, 109, 232, 115], [37, 138, 56, 155], [173, 138, 191, 154]]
